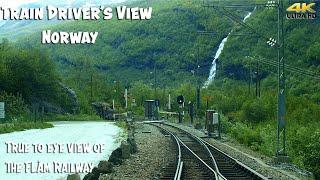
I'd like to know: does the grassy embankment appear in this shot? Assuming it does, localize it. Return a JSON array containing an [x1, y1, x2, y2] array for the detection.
[[0, 122, 53, 134], [0, 114, 103, 134]]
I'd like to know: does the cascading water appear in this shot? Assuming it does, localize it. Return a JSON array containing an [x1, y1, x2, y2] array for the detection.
[[243, 10, 254, 22], [203, 10, 254, 88], [202, 34, 230, 88]]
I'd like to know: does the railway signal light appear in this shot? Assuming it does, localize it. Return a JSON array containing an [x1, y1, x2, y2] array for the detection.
[[155, 99, 160, 107], [177, 95, 184, 105]]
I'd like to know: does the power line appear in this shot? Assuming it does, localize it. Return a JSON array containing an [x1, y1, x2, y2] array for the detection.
[[202, 0, 287, 157], [248, 57, 320, 80], [202, 3, 274, 44]]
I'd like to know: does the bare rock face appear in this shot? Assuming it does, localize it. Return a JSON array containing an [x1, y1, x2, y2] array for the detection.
[[59, 82, 78, 114], [98, 161, 113, 174], [108, 148, 123, 165], [67, 173, 80, 180], [84, 122, 139, 179], [120, 141, 131, 159], [83, 167, 100, 180], [30, 100, 65, 114], [91, 102, 114, 120], [127, 136, 137, 154]]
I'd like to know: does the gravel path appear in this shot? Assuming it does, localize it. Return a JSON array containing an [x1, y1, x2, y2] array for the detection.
[[167, 122, 314, 180], [99, 123, 174, 180]]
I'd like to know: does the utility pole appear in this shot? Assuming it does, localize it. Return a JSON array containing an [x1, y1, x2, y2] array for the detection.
[[196, 87, 201, 109], [189, 101, 194, 124], [196, 46, 201, 111], [255, 59, 261, 98], [90, 73, 94, 115], [258, 66, 261, 97], [276, 0, 287, 159], [116, 80, 120, 109], [90, 73, 93, 103], [113, 80, 117, 111], [125, 86, 128, 109], [206, 97, 209, 110], [168, 93, 171, 111], [202, 0, 287, 160], [248, 62, 252, 95], [154, 60, 157, 99]]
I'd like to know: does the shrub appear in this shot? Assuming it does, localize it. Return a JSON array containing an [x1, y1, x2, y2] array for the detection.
[[302, 131, 320, 179], [0, 91, 27, 122], [291, 128, 320, 179], [220, 114, 233, 133], [0, 122, 53, 134], [288, 124, 320, 178], [230, 122, 263, 150], [44, 113, 102, 121], [242, 99, 268, 123], [258, 124, 276, 156]]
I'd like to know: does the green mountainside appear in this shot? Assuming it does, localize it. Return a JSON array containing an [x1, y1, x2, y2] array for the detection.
[[1, 0, 320, 178], [19, 0, 238, 85], [205, 2, 320, 177], [219, 5, 320, 94]]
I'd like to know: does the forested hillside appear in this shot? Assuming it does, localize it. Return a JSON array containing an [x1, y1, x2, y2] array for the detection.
[[219, 4, 320, 96], [206, 2, 320, 177], [18, 0, 240, 85], [1, 0, 319, 177], [14, 0, 246, 113]]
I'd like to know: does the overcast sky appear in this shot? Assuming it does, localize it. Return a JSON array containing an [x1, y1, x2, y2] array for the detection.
[[0, 0, 39, 8], [0, 0, 128, 8]]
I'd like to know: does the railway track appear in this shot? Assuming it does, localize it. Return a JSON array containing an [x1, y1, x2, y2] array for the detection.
[[202, 140, 267, 180], [150, 122, 267, 180], [154, 123, 217, 180]]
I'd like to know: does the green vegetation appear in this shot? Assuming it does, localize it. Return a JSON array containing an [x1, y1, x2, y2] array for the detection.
[[211, 2, 320, 177], [199, 8, 320, 172], [44, 113, 102, 122], [12, 0, 243, 116], [115, 120, 128, 144], [19, 0, 238, 85], [115, 120, 128, 130], [0, 41, 72, 112], [0, 0, 319, 178], [0, 122, 53, 134], [0, 39, 100, 132], [128, 79, 319, 177], [0, 84, 55, 133]]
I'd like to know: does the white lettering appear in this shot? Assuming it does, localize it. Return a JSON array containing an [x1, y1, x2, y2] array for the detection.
[[41, 31, 99, 44]]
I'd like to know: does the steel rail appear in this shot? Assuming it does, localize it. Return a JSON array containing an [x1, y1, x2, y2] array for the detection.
[[164, 122, 268, 180], [163, 123, 227, 180], [151, 123, 183, 180], [151, 122, 218, 179], [201, 140, 268, 180]]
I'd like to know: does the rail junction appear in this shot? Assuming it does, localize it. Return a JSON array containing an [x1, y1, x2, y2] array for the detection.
[[148, 122, 268, 180]]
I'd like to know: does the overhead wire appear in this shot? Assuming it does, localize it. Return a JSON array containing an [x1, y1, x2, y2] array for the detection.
[[250, 57, 320, 80]]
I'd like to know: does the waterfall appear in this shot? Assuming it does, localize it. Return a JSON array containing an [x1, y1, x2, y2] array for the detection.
[[202, 35, 229, 88], [243, 11, 253, 23], [203, 10, 254, 88]]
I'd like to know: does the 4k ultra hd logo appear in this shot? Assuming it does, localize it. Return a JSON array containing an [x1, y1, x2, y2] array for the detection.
[[286, 1, 318, 19]]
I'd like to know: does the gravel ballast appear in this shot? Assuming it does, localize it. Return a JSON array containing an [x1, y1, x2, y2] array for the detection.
[[99, 120, 313, 180], [99, 123, 174, 180], [167, 122, 314, 180]]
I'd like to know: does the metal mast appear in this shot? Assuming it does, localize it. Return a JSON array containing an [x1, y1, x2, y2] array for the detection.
[[276, 0, 286, 157]]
